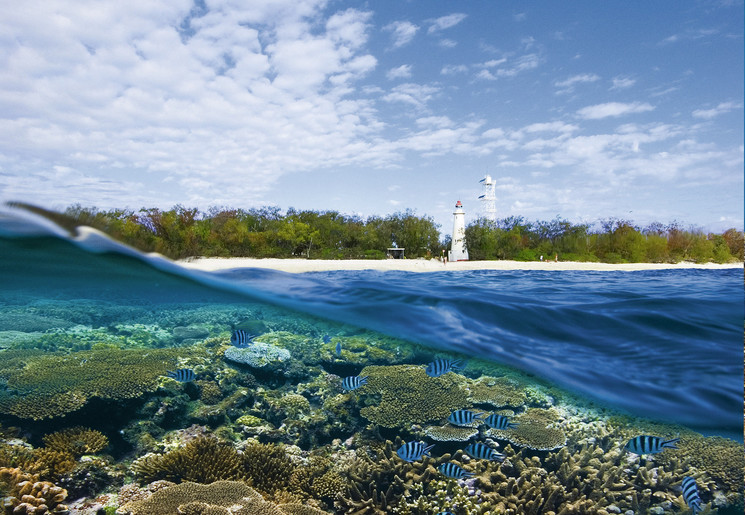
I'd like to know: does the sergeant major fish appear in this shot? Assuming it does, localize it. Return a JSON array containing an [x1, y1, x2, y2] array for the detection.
[[425, 358, 462, 377], [464, 442, 505, 462], [231, 329, 257, 347], [624, 435, 679, 455], [396, 441, 435, 462], [681, 476, 703, 514], [448, 409, 485, 426], [341, 375, 368, 391], [438, 462, 473, 479], [484, 414, 518, 430], [166, 368, 196, 382]]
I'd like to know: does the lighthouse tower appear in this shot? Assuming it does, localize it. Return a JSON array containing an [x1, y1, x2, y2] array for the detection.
[[478, 174, 497, 222], [448, 200, 469, 262]]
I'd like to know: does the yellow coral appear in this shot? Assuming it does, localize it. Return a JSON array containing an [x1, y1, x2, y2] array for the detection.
[[0, 348, 198, 420], [0, 467, 69, 514], [466, 376, 527, 407], [357, 365, 470, 428], [42, 426, 108, 457]]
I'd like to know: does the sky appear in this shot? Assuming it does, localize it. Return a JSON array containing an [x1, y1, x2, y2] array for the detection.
[[1, 0, 743, 235]]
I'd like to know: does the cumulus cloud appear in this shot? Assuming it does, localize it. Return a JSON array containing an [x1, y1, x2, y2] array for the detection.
[[0, 0, 391, 207], [576, 102, 655, 119], [692, 101, 743, 119], [386, 64, 412, 80], [427, 13, 467, 33], [383, 20, 419, 48]]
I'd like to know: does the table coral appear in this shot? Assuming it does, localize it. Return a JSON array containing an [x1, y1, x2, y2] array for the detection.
[[487, 408, 566, 451], [465, 376, 528, 408], [357, 365, 470, 428], [0, 348, 194, 420], [424, 425, 479, 442]]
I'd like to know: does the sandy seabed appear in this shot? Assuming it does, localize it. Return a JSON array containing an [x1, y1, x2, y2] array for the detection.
[[178, 257, 743, 274]]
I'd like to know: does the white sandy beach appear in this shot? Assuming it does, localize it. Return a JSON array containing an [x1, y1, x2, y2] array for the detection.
[[178, 257, 743, 273]]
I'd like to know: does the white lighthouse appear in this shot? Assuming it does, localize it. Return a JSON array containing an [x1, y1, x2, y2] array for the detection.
[[448, 200, 469, 262]]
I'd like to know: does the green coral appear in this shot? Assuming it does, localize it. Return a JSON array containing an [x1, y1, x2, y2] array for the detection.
[[0, 347, 199, 419], [424, 424, 479, 442], [357, 365, 470, 428], [235, 415, 265, 427], [43, 426, 109, 457]]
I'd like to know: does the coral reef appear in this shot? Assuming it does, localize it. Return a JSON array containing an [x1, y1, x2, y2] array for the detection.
[[487, 408, 566, 451], [357, 365, 470, 428], [0, 347, 200, 419], [424, 425, 479, 442], [0, 467, 69, 514], [223, 343, 292, 368], [465, 376, 528, 408], [42, 427, 109, 457]]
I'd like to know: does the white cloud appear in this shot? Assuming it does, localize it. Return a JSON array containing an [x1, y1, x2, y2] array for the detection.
[[438, 39, 457, 48], [382, 83, 439, 109], [477, 54, 541, 79], [692, 101, 743, 119], [383, 20, 419, 48], [576, 102, 655, 119], [427, 13, 467, 33], [554, 73, 600, 93], [441, 64, 468, 75], [611, 76, 636, 90], [386, 64, 412, 80]]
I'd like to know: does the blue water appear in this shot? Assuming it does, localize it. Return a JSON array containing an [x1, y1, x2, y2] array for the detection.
[[1, 211, 743, 439]]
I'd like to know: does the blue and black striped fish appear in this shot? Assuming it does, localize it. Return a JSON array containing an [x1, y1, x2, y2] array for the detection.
[[230, 329, 257, 347], [425, 358, 462, 377], [436, 512, 454, 515], [438, 462, 473, 479], [448, 409, 485, 426], [484, 414, 518, 430], [624, 435, 679, 455], [323, 335, 331, 344], [464, 442, 505, 462], [341, 375, 368, 391], [166, 368, 196, 382], [681, 476, 702, 514], [396, 441, 435, 462]]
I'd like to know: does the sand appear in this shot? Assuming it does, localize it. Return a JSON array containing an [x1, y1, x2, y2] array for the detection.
[[178, 257, 743, 274]]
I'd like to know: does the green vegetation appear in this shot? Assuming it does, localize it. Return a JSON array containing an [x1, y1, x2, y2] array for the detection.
[[12, 203, 744, 263]]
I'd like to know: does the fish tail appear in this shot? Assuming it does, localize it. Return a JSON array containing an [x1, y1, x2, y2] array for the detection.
[[663, 437, 680, 449]]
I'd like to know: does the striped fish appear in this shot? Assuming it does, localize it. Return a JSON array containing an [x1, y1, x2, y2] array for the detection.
[[425, 358, 462, 377], [484, 414, 518, 430], [464, 442, 505, 462], [341, 375, 368, 391], [438, 462, 473, 479], [323, 335, 331, 344], [681, 476, 703, 514], [230, 329, 257, 347], [448, 409, 485, 426], [396, 441, 435, 462], [166, 368, 196, 382], [624, 435, 679, 455], [436, 512, 455, 515]]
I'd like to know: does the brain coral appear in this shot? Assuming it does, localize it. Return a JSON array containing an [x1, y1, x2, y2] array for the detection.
[[357, 365, 470, 428], [0, 347, 193, 420]]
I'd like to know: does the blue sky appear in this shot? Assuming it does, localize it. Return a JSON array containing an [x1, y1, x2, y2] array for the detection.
[[1, 0, 742, 235]]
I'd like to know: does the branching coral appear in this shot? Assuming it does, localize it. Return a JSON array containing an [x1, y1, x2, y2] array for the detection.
[[241, 441, 296, 498], [0, 467, 69, 514], [132, 437, 244, 484], [42, 426, 109, 457], [0, 348, 195, 419], [357, 365, 470, 428]]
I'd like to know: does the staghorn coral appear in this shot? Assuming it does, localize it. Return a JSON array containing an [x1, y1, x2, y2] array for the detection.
[[357, 365, 470, 429], [132, 437, 244, 485], [0, 347, 196, 420], [42, 427, 109, 457], [465, 376, 527, 408], [424, 424, 479, 442], [0, 467, 69, 514]]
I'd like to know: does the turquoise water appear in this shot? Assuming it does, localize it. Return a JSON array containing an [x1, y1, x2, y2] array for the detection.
[[0, 211, 742, 514]]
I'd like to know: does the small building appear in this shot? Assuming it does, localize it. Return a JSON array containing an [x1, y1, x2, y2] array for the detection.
[[386, 248, 405, 259]]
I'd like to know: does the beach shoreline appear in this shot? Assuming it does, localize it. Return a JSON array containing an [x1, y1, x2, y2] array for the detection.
[[178, 256, 743, 273]]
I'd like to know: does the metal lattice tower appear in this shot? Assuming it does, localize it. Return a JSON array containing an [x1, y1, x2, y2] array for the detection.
[[478, 174, 496, 222]]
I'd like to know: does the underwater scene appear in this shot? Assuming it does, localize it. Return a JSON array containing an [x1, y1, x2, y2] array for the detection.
[[0, 213, 742, 515]]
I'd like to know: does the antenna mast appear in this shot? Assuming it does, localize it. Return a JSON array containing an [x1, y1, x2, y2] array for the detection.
[[478, 174, 496, 222]]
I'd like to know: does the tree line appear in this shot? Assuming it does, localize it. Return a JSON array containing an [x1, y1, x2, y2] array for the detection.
[[14, 203, 744, 263]]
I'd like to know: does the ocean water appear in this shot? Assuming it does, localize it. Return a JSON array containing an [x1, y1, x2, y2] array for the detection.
[[0, 211, 744, 515]]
